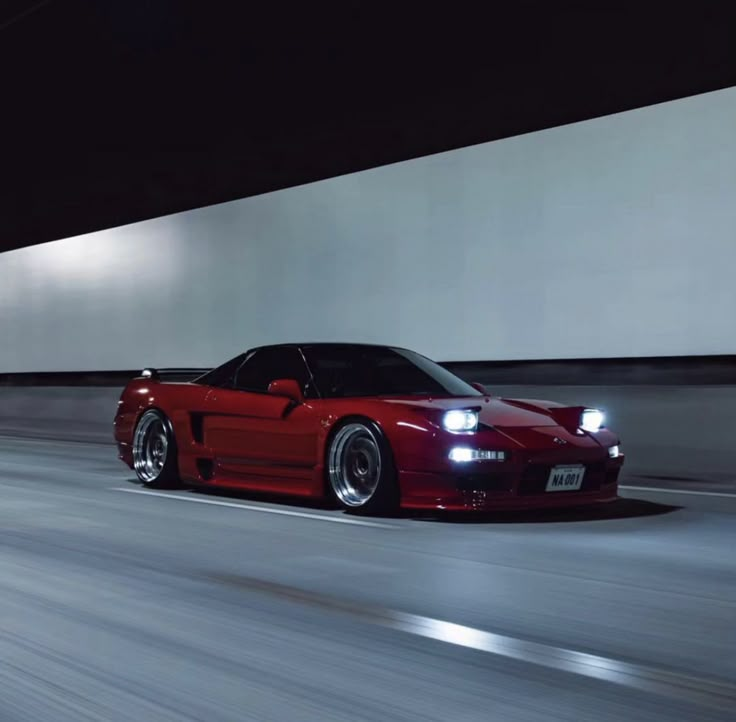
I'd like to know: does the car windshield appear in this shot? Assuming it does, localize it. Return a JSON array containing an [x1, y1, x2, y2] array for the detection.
[[301, 345, 482, 398]]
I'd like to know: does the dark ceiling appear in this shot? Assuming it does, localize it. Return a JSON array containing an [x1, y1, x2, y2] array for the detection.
[[1, 1, 735, 253]]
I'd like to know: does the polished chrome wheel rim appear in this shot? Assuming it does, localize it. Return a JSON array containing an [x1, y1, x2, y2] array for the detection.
[[328, 423, 382, 507], [133, 413, 169, 483]]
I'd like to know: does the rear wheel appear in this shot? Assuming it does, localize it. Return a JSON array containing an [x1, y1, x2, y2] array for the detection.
[[132, 409, 180, 487], [327, 420, 398, 515]]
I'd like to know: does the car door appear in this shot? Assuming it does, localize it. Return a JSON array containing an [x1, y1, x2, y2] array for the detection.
[[203, 347, 320, 494]]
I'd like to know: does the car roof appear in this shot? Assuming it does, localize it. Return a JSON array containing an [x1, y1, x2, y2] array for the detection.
[[249, 342, 406, 352], [241, 342, 428, 362]]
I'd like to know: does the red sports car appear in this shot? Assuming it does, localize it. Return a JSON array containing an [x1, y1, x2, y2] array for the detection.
[[114, 343, 623, 514]]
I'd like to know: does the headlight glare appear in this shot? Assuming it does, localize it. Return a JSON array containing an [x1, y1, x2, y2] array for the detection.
[[449, 447, 506, 462], [443, 409, 479, 432], [580, 408, 604, 432]]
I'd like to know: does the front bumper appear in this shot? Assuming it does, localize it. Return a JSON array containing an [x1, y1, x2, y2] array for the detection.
[[398, 456, 623, 511]]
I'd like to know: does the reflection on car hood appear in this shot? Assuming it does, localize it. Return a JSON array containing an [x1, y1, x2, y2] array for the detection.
[[380, 395, 560, 427]]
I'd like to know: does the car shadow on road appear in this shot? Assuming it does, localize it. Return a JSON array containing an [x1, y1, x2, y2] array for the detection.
[[404, 498, 682, 524], [124, 478, 680, 524]]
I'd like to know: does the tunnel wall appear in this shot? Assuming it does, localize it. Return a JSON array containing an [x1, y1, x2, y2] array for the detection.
[[1, 87, 735, 373]]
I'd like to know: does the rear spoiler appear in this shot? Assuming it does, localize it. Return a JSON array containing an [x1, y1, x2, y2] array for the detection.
[[137, 368, 210, 382]]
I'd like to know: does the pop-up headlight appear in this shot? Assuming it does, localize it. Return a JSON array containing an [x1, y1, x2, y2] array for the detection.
[[580, 408, 604, 433], [442, 409, 479, 432]]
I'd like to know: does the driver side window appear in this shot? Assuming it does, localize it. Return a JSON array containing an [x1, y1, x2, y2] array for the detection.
[[233, 347, 308, 393]]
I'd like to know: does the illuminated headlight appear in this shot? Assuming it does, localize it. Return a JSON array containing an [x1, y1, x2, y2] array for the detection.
[[580, 408, 605, 433], [608, 445, 620, 459], [443, 409, 479, 432], [449, 447, 506, 462]]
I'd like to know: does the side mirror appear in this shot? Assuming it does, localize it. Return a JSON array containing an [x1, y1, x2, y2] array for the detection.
[[471, 381, 489, 395], [267, 378, 304, 404]]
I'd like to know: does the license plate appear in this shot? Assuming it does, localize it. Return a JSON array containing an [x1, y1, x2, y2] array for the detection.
[[545, 464, 585, 492]]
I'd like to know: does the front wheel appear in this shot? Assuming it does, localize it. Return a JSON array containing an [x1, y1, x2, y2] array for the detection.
[[132, 409, 180, 487], [327, 420, 398, 515]]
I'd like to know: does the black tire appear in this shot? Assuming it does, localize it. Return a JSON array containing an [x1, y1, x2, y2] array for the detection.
[[132, 409, 180, 488], [326, 419, 398, 515]]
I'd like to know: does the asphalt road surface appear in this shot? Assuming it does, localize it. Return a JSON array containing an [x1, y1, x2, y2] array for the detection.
[[0, 435, 734, 721]]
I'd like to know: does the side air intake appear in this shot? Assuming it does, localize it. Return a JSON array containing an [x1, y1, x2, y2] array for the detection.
[[196, 459, 214, 481]]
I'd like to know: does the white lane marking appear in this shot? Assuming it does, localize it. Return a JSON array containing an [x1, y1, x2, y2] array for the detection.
[[620, 485, 736, 499], [217, 575, 736, 709], [386, 612, 736, 707], [111, 487, 398, 528]]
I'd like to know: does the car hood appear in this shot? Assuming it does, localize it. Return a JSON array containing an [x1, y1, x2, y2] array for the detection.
[[380, 395, 607, 451], [381, 395, 561, 427]]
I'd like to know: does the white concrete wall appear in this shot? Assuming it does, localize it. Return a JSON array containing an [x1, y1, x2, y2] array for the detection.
[[1, 87, 735, 372]]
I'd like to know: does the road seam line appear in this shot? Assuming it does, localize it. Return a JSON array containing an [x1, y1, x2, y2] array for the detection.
[[620, 485, 736, 499]]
